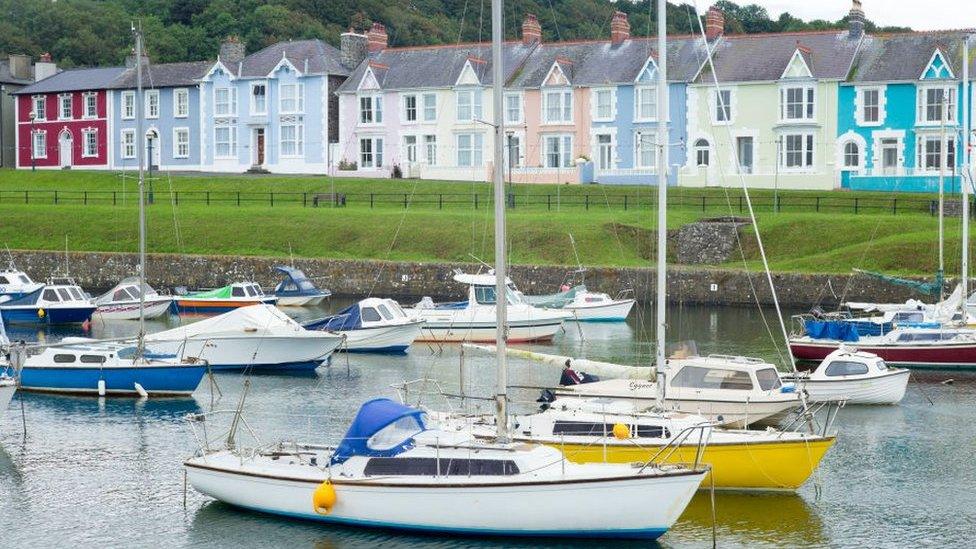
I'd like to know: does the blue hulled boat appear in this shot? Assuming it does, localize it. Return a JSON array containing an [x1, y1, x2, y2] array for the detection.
[[0, 280, 96, 325], [273, 266, 331, 306]]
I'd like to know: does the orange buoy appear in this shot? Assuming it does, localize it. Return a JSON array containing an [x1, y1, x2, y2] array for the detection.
[[37, 308, 45, 318], [312, 481, 336, 514], [612, 423, 631, 440]]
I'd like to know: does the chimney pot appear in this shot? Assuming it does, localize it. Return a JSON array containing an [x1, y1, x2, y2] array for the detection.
[[219, 36, 245, 66], [705, 7, 724, 41], [610, 11, 631, 46], [522, 14, 542, 46], [366, 22, 388, 53]]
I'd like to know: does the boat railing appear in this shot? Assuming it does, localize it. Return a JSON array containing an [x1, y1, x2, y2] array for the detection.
[[184, 408, 264, 454], [638, 422, 714, 474], [777, 399, 845, 438], [702, 353, 769, 365], [614, 288, 635, 301]]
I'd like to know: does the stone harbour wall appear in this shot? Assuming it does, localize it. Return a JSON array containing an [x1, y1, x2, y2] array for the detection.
[[9, 249, 940, 309]]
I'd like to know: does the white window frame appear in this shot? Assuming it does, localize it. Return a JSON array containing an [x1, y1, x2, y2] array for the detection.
[[504, 92, 523, 124], [32, 95, 46, 121], [359, 136, 384, 168], [121, 129, 136, 159], [423, 134, 437, 165], [854, 85, 885, 126], [32, 130, 47, 159], [359, 94, 383, 124], [250, 83, 267, 115], [543, 89, 573, 124], [214, 87, 236, 117], [174, 88, 189, 118], [779, 84, 816, 122], [455, 88, 482, 122], [634, 131, 657, 169], [402, 94, 418, 123], [916, 133, 956, 173], [214, 126, 237, 159], [591, 88, 615, 122], [145, 89, 160, 119], [591, 130, 616, 170], [735, 134, 756, 174], [916, 84, 956, 125], [173, 127, 190, 159], [456, 132, 484, 167], [121, 91, 135, 120], [81, 128, 98, 157], [83, 93, 97, 119], [58, 93, 72, 120], [779, 132, 816, 171], [542, 134, 573, 168], [279, 119, 304, 157], [422, 93, 437, 122], [280, 82, 304, 114], [402, 135, 418, 163], [634, 86, 658, 123], [711, 88, 733, 124], [693, 138, 711, 168]]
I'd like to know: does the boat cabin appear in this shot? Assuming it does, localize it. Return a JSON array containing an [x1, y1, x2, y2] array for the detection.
[[304, 298, 412, 331], [666, 355, 786, 395], [272, 266, 328, 297], [810, 349, 890, 379], [38, 284, 93, 307], [230, 282, 266, 298], [95, 277, 162, 305], [0, 269, 42, 299]]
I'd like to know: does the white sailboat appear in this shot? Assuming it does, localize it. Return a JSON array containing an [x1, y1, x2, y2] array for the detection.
[[184, 2, 707, 538]]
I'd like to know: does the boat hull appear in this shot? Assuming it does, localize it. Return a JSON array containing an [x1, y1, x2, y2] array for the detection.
[[17, 364, 205, 396], [175, 298, 278, 315], [95, 298, 173, 321], [790, 340, 976, 368], [339, 322, 424, 354], [786, 369, 910, 405], [276, 294, 329, 307], [185, 459, 702, 539], [415, 319, 565, 343], [0, 305, 96, 325], [0, 381, 15, 420], [546, 437, 835, 491], [145, 336, 341, 372], [563, 299, 636, 322]]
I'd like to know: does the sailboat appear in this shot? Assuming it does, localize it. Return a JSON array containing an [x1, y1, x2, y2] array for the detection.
[[15, 28, 206, 397], [184, 2, 707, 538]]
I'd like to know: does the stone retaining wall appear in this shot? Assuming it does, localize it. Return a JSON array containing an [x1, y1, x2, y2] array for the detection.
[[8, 250, 941, 309]]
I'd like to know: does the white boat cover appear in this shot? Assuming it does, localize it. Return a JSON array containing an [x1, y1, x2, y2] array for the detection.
[[146, 304, 309, 340]]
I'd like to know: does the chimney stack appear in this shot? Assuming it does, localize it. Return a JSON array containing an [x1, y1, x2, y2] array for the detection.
[[848, 0, 865, 40], [705, 7, 725, 41], [7, 53, 31, 80], [341, 28, 368, 68], [522, 14, 542, 45], [366, 22, 388, 53], [610, 11, 631, 46], [219, 36, 245, 66], [35, 53, 57, 81]]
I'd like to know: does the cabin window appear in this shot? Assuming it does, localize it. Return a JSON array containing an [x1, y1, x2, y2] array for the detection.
[[43, 289, 60, 302], [113, 289, 130, 300], [892, 312, 924, 323], [0, 276, 9, 284], [126, 287, 142, 299], [876, 360, 889, 371], [824, 361, 869, 376], [671, 365, 754, 391], [57, 288, 72, 301], [281, 282, 298, 292], [474, 286, 497, 305], [252, 285, 263, 296], [755, 368, 783, 391], [244, 286, 257, 297], [553, 421, 670, 439], [19, 275, 30, 284], [53, 354, 76, 363], [80, 354, 107, 364], [69, 287, 84, 300], [361, 307, 382, 322], [364, 457, 519, 476], [366, 415, 425, 451], [377, 304, 394, 320], [896, 332, 952, 342], [231, 287, 246, 297]]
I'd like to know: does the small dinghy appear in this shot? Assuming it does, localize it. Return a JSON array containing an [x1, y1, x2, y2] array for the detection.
[[143, 304, 343, 372], [272, 266, 331, 306], [0, 278, 96, 325], [174, 282, 277, 315], [94, 277, 173, 321], [303, 298, 424, 353], [783, 347, 910, 405]]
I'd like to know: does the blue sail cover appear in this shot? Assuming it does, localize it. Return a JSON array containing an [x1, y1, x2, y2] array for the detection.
[[303, 303, 362, 331], [804, 320, 860, 342], [331, 398, 427, 464]]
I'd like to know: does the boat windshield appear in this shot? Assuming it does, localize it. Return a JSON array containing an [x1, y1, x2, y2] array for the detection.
[[43, 289, 60, 302], [474, 285, 520, 305], [876, 360, 889, 371], [892, 311, 925, 323], [671, 365, 754, 390], [755, 368, 782, 391], [367, 414, 426, 451], [376, 303, 394, 320], [824, 360, 869, 376], [20, 275, 31, 284], [361, 307, 382, 322]]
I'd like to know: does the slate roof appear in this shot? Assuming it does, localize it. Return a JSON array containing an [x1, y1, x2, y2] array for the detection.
[[111, 60, 212, 89], [697, 30, 862, 83], [849, 31, 976, 83], [233, 39, 351, 78], [336, 42, 535, 93], [14, 66, 125, 94]]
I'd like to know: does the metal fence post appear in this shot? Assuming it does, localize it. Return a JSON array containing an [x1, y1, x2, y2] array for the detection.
[[207, 191, 210, 206], [270, 192, 274, 207], [815, 196, 820, 212], [585, 194, 589, 210], [854, 197, 859, 214], [370, 193, 374, 208], [84, 191, 87, 205]]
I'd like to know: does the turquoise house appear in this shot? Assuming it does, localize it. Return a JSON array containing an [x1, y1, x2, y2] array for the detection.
[[838, 32, 975, 192]]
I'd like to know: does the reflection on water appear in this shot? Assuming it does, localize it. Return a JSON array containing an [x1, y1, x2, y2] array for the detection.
[[1, 299, 975, 547]]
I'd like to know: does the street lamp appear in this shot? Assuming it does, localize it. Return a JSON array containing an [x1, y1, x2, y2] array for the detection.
[[28, 110, 36, 172]]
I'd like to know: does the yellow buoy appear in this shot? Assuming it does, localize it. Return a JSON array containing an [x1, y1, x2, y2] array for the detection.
[[612, 423, 630, 440], [312, 481, 336, 514], [37, 308, 45, 318]]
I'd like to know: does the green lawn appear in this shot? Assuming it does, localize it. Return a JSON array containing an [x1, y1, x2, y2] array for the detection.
[[0, 169, 966, 275]]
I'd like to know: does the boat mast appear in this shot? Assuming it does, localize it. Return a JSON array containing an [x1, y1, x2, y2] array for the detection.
[[491, 0, 508, 441], [133, 25, 147, 353], [939, 85, 947, 297], [963, 34, 971, 319], [655, 0, 669, 404]]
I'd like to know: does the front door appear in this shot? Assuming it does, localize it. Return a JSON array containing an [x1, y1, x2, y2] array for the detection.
[[58, 131, 72, 168], [880, 138, 898, 175], [255, 128, 265, 166], [146, 130, 160, 169]]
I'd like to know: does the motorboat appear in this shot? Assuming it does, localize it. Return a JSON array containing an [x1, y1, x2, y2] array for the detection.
[[0, 278, 96, 325], [783, 348, 909, 405], [404, 272, 570, 343], [17, 342, 205, 396], [0, 266, 43, 301], [524, 284, 635, 321], [184, 398, 706, 539], [93, 277, 173, 321], [789, 319, 976, 368], [272, 266, 331, 306], [432, 397, 836, 491], [551, 354, 802, 428], [174, 282, 277, 315], [143, 304, 343, 372], [303, 298, 424, 353]]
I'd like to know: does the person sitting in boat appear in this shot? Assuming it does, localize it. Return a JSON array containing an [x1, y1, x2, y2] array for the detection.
[[559, 359, 599, 385]]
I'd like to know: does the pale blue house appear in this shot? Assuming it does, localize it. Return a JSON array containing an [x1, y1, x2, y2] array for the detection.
[[110, 60, 210, 170], [838, 32, 975, 192]]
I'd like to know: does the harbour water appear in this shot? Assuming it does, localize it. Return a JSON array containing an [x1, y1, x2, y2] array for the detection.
[[1, 299, 974, 547]]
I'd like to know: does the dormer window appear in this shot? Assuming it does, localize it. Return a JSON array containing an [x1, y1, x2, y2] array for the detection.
[[780, 85, 815, 122], [543, 89, 572, 123]]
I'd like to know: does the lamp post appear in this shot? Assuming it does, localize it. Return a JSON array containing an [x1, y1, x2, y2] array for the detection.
[[29, 110, 36, 172]]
